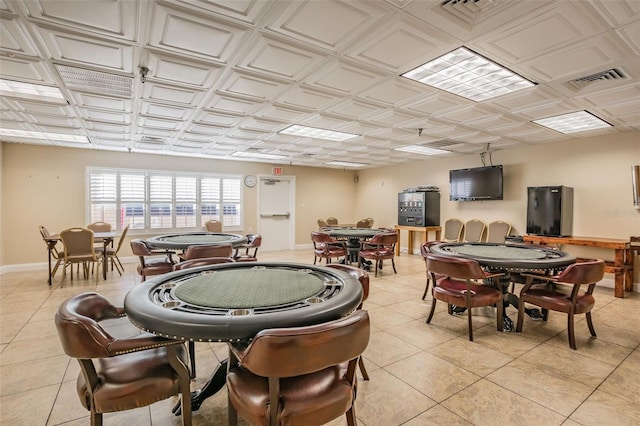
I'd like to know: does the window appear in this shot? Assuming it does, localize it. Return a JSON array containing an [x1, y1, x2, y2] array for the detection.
[[87, 167, 242, 232]]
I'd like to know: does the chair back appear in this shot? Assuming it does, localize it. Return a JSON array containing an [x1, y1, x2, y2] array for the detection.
[[420, 240, 443, 259], [443, 218, 464, 242], [245, 233, 262, 249], [366, 217, 375, 228], [367, 231, 398, 247], [39, 225, 52, 239], [311, 231, 337, 245], [205, 220, 222, 232], [317, 218, 328, 228], [60, 227, 95, 258], [555, 259, 605, 285], [236, 310, 370, 378], [55, 292, 120, 359], [325, 264, 369, 303], [463, 219, 486, 242], [183, 243, 233, 260], [113, 225, 130, 254], [326, 217, 338, 225], [426, 253, 486, 281], [486, 221, 512, 243], [130, 239, 153, 257], [87, 222, 112, 232], [174, 257, 235, 270], [356, 219, 370, 228]]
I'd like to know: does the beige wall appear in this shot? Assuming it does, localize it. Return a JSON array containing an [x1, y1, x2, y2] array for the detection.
[[1, 131, 639, 283]]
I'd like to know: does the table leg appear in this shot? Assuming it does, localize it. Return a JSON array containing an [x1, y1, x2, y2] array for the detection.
[[172, 359, 228, 415]]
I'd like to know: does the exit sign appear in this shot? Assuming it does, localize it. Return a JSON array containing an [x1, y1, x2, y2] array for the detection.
[[272, 167, 283, 175]]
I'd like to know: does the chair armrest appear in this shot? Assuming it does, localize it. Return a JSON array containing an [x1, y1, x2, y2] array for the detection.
[[107, 333, 184, 356]]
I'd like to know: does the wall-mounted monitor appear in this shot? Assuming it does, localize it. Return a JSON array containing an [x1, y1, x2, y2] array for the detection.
[[449, 165, 503, 201]]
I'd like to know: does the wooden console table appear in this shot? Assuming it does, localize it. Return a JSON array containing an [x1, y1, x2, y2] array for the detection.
[[394, 225, 442, 256], [522, 235, 638, 298]]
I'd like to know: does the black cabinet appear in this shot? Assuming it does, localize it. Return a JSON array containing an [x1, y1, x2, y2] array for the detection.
[[526, 186, 573, 237], [398, 191, 440, 226]]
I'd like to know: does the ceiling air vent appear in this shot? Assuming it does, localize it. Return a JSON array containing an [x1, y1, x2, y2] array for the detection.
[[56, 65, 133, 97], [140, 136, 166, 144], [567, 68, 626, 90]]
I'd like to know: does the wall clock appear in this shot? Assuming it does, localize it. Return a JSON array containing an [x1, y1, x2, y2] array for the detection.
[[244, 175, 257, 187]]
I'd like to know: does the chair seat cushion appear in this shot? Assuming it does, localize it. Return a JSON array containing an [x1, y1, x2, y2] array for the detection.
[[434, 278, 502, 307], [137, 259, 174, 276], [522, 288, 595, 314], [77, 344, 188, 413], [227, 364, 353, 426]]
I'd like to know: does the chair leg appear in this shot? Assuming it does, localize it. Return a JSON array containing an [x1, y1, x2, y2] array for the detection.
[[425, 298, 437, 324], [421, 278, 430, 300], [228, 394, 238, 426], [90, 411, 103, 426], [586, 312, 597, 337], [568, 312, 576, 350], [188, 341, 196, 379], [391, 258, 396, 274], [345, 406, 357, 426], [358, 356, 369, 380], [516, 300, 526, 332], [467, 306, 474, 341]]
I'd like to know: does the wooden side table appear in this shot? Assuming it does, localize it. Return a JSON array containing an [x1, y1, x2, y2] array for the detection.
[[394, 225, 442, 256]]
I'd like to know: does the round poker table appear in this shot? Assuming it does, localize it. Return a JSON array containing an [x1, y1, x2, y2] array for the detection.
[[322, 227, 388, 263], [124, 261, 363, 343], [145, 232, 247, 250], [429, 242, 575, 272]]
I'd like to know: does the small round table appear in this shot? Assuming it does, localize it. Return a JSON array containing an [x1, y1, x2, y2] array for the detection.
[[124, 261, 363, 413], [145, 232, 247, 250], [322, 227, 387, 264], [428, 242, 576, 330]]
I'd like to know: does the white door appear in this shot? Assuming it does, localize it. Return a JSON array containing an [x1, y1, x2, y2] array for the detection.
[[257, 176, 295, 252]]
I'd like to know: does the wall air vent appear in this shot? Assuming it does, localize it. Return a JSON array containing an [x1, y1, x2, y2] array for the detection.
[[567, 69, 626, 90], [56, 65, 133, 97]]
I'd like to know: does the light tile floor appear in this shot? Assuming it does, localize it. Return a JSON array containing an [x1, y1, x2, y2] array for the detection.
[[1, 249, 640, 425]]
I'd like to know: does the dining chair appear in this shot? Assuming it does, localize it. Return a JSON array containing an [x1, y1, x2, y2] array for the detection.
[[463, 219, 486, 242], [486, 220, 512, 243], [130, 239, 175, 282], [325, 263, 370, 380], [39, 225, 63, 280], [226, 310, 370, 426], [317, 218, 329, 228], [358, 232, 398, 277], [516, 259, 605, 349], [326, 216, 339, 225], [356, 218, 370, 228], [86, 221, 112, 232], [204, 219, 222, 232], [60, 227, 102, 281], [233, 234, 262, 262], [425, 253, 503, 341], [443, 218, 464, 242], [95, 225, 129, 275], [310, 231, 348, 265], [55, 292, 192, 426]]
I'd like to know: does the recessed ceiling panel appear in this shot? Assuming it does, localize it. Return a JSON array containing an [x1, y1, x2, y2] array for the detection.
[[0, 57, 56, 84], [303, 59, 385, 95], [142, 82, 204, 106], [1, 16, 39, 55], [147, 54, 223, 87]]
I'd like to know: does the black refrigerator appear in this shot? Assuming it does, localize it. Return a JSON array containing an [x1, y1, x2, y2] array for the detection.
[[526, 186, 573, 236]]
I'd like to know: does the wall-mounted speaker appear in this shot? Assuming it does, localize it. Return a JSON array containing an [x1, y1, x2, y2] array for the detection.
[[633, 165, 640, 209]]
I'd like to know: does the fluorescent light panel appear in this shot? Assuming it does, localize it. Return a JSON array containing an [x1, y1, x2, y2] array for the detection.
[[395, 145, 450, 156], [0, 128, 88, 143], [325, 161, 368, 168], [0, 79, 65, 101], [231, 151, 287, 160], [279, 125, 359, 142], [402, 47, 534, 102], [532, 111, 612, 134]]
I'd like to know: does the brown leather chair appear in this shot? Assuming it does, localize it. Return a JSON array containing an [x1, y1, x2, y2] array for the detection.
[[420, 241, 445, 300], [55, 292, 192, 426], [233, 234, 262, 262], [226, 310, 370, 426], [425, 253, 503, 341], [181, 243, 233, 261], [130, 239, 175, 282], [326, 263, 370, 380], [516, 259, 606, 349], [311, 231, 348, 265], [358, 232, 398, 277]]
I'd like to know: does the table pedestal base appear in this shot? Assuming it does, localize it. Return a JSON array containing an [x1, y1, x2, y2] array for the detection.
[[172, 359, 228, 415]]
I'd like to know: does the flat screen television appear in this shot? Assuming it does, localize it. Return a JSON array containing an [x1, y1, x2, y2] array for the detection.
[[449, 165, 503, 201]]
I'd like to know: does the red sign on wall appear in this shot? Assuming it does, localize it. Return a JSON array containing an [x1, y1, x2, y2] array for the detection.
[[272, 167, 283, 175]]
